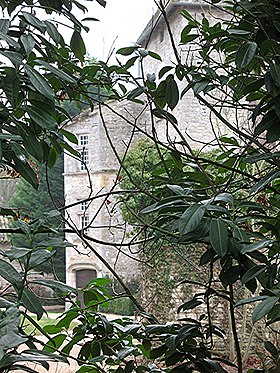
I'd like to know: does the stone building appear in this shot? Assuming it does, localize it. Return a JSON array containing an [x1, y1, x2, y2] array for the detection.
[[64, 1, 239, 294]]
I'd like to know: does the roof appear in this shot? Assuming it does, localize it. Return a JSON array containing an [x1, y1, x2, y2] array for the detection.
[[137, 0, 214, 47]]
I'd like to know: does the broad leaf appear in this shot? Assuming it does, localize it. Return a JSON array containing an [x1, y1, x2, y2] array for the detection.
[[21, 289, 44, 320], [210, 218, 228, 257], [0, 259, 22, 287], [25, 65, 54, 99], [252, 296, 278, 323], [179, 204, 206, 235], [34, 60, 76, 83], [70, 30, 86, 61], [235, 41, 257, 69], [166, 75, 179, 110], [24, 106, 57, 130]]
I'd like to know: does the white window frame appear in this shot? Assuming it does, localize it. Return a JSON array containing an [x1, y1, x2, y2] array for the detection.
[[81, 215, 90, 234], [80, 148, 89, 171], [79, 134, 89, 147], [80, 201, 89, 212]]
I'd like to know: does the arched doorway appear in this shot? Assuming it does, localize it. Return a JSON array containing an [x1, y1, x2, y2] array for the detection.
[[76, 268, 97, 307]]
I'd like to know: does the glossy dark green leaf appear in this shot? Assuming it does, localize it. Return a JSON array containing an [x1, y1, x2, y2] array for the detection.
[[45, 20, 63, 44], [16, 122, 44, 161], [21, 289, 44, 320], [21, 34, 35, 57], [251, 170, 280, 193], [177, 298, 203, 313], [25, 65, 54, 99], [148, 51, 162, 61], [0, 19, 9, 34], [116, 46, 136, 56], [21, 12, 47, 32], [33, 279, 77, 295], [28, 249, 55, 269], [242, 265, 267, 284], [0, 31, 20, 49], [210, 218, 228, 257], [0, 51, 22, 67], [179, 204, 206, 235], [127, 87, 144, 100], [241, 239, 273, 254], [235, 41, 257, 69], [0, 259, 22, 287], [34, 59, 76, 83], [220, 266, 240, 287], [13, 158, 39, 189], [166, 75, 179, 110], [70, 30, 86, 61], [96, 0, 106, 7], [47, 147, 58, 168], [3, 67, 20, 107], [252, 296, 278, 323]]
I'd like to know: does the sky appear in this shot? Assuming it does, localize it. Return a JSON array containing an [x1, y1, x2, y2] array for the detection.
[[81, 0, 156, 61]]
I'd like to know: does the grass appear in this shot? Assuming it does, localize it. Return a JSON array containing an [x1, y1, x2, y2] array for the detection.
[[21, 313, 77, 335]]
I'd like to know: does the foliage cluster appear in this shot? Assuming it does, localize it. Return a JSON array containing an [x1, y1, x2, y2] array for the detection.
[[0, 0, 279, 372]]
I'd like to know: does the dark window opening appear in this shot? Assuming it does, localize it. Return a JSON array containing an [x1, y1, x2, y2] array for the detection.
[[76, 269, 97, 307]]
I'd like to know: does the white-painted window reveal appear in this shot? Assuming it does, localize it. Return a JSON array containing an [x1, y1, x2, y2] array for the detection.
[[80, 201, 89, 211], [80, 149, 89, 171], [81, 215, 90, 234], [79, 134, 89, 146]]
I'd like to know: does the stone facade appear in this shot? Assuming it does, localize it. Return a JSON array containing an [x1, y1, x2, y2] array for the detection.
[[64, 1, 244, 293], [64, 102, 150, 292]]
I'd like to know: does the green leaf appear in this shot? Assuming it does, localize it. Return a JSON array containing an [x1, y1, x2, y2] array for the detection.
[[4, 247, 32, 260], [0, 31, 20, 49], [70, 30, 86, 61], [235, 41, 257, 69], [0, 259, 22, 287], [32, 279, 77, 295], [220, 266, 240, 287], [21, 34, 35, 57], [148, 51, 162, 61], [21, 289, 44, 320], [252, 296, 278, 323], [21, 12, 47, 32], [47, 147, 58, 168], [179, 204, 206, 235], [242, 265, 267, 284], [270, 63, 280, 87], [28, 249, 55, 269], [25, 65, 54, 99], [159, 66, 173, 80], [16, 122, 44, 161], [0, 19, 9, 34], [45, 20, 63, 44], [209, 218, 228, 257], [3, 67, 20, 107], [166, 75, 179, 110], [0, 51, 22, 67], [116, 46, 136, 56], [127, 87, 144, 100], [251, 170, 280, 193], [177, 298, 203, 313], [24, 105, 57, 130], [13, 158, 39, 189], [96, 0, 106, 7], [34, 59, 76, 83], [235, 296, 268, 307], [241, 239, 274, 254]]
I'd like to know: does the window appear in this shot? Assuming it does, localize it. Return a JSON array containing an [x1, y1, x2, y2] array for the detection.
[[79, 135, 89, 146], [80, 149, 89, 171], [81, 215, 90, 234], [80, 201, 89, 211]]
